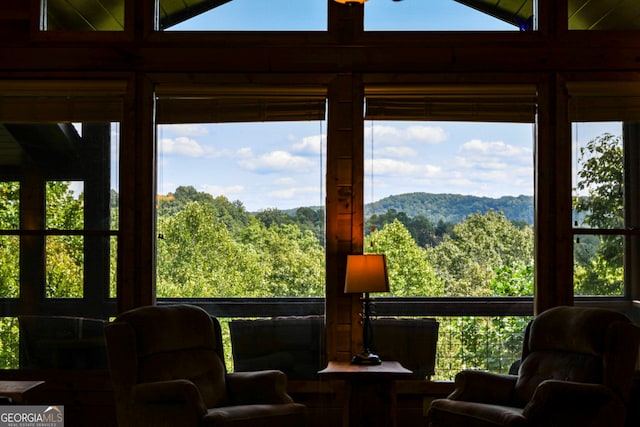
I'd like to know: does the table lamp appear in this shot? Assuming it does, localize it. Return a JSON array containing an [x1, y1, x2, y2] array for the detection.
[[344, 254, 390, 365]]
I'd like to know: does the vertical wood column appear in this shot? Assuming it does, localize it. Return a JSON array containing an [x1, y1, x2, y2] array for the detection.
[[20, 167, 45, 314], [116, 0, 157, 313], [326, 74, 364, 362], [82, 123, 112, 314], [535, 74, 573, 314], [623, 122, 640, 300], [118, 74, 156, 312], [534, 2, 573, 314]]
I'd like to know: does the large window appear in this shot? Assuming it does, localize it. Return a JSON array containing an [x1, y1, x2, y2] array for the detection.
[[156, 121, 326, 299], [363, 83, 536, 379], [569, 81, 640, 298], [363, 120, 534, 298], [155, 88, 327, 370], [365, 0, 533, 31], [41, 0, 125, 31], [568, 0, 640, 30], [159, 0, 327, 31], [155, 87, 327, 300], [0, 83, 123, 369], [572, 121, 625, 296]]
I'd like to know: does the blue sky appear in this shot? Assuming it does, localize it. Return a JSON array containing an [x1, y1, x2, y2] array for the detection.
[[156, 1, 561, 212], [168, 0, 517, 31]]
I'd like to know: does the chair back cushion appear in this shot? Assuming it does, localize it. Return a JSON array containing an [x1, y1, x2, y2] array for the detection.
[[514, 306, 631, 406], [116, 304, 229, 408]]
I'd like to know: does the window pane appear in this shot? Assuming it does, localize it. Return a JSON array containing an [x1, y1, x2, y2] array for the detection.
[[46, 235, 84, 298], [435, 315, 531, 381], [572, 122, 623, 229], [574, 233, 624, 296], [156, 121, 326, 298], [110, 236, 117, 299], [46, 181, 84, 230], [364, 121, 534, 297], [160, 0, 327, 31], [571, 121, 627, 297], [18, 315, 107, 369], [0, 86, 122, 369], [0, 181, 20, 298], [42, 0, 125, 31], [569, 0, 640, 30], [0, 318, 19, 369], [0, 182, 19, 229], [365, 0, 532, 31], [0, 236, 19, 298]]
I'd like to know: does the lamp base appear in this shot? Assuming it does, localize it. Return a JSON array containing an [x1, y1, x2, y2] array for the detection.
[[351, 351, 382, 365]]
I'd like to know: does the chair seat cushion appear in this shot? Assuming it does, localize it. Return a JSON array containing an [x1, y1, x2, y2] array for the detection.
[[428, 399, 528, 427], [204, 403, 307, 427]]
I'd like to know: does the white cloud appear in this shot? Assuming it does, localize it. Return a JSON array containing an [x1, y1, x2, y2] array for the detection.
[[275, 177, 296, 185], [368, 158, 441, 177], [235, 147, 253, 158], [159, 137, 203, 157], [268, 186, 320, 200], [455, 139, 532, 178], [163, 124, 209, 137], [460, 139, 532, 161], [292, 134, 325, 154], [378, 146, 417, 158], [405, 125, 448, 143], [368, 124, 448, 145], [237, 150, 315, 172], [201, 184, 245, 198], [159, 137, 227, 158]]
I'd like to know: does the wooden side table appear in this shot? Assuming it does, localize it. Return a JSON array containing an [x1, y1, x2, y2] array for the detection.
[[0, 380, 45, 404], [319, 361, 412, 427]]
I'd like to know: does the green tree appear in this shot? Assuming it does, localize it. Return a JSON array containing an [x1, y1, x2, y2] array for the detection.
[[574, 133, 623, 230], [158, 186, 250, 236], [45, 182, 85, 298], [573, 132, 624, 295], [365, 220, 443, 296], [156, 201, 263, 297], [0, 318, 19, 369], [254, 208, 294, 228], [0, 182, 20, 298], [157, 201, 325, 298], [366, 209, 447, 247], [294, 207, 325, 246], [427, 210, 534, 296], [240, 222, 325, 297]]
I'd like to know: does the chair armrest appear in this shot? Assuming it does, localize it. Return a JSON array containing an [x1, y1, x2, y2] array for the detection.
[[226, 370, 294, 405], [449, 370, 518, 405], [523, 380, 625, 426], [133, 379, 207, 410], [128, 380, 207, 426]]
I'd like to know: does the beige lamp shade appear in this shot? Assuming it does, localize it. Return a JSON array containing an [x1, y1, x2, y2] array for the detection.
[[344, 254, 390, 294]]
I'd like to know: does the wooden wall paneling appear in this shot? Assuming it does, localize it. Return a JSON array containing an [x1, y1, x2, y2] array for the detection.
[[117, 74, 156, 312], [0, 0, 30, 43], [534, 73, 574, 314], [326, 73, 364, 362], [624, 122, 640, 301]]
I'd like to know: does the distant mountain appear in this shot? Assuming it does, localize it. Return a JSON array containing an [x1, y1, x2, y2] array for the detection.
[[365, 193, 534, 225]]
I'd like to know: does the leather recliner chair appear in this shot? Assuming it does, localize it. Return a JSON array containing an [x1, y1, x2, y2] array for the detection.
[[105, 304, 307, 427], [426, 306, 640, 427]]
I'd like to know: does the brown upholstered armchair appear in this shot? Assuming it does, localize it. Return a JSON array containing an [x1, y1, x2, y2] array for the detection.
[[426, 306, 640, 427], [105, 304, 307, 427]]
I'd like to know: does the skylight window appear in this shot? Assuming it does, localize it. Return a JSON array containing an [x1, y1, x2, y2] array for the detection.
[[160, 0, 327, 31], [364, 0, 529, 31]]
